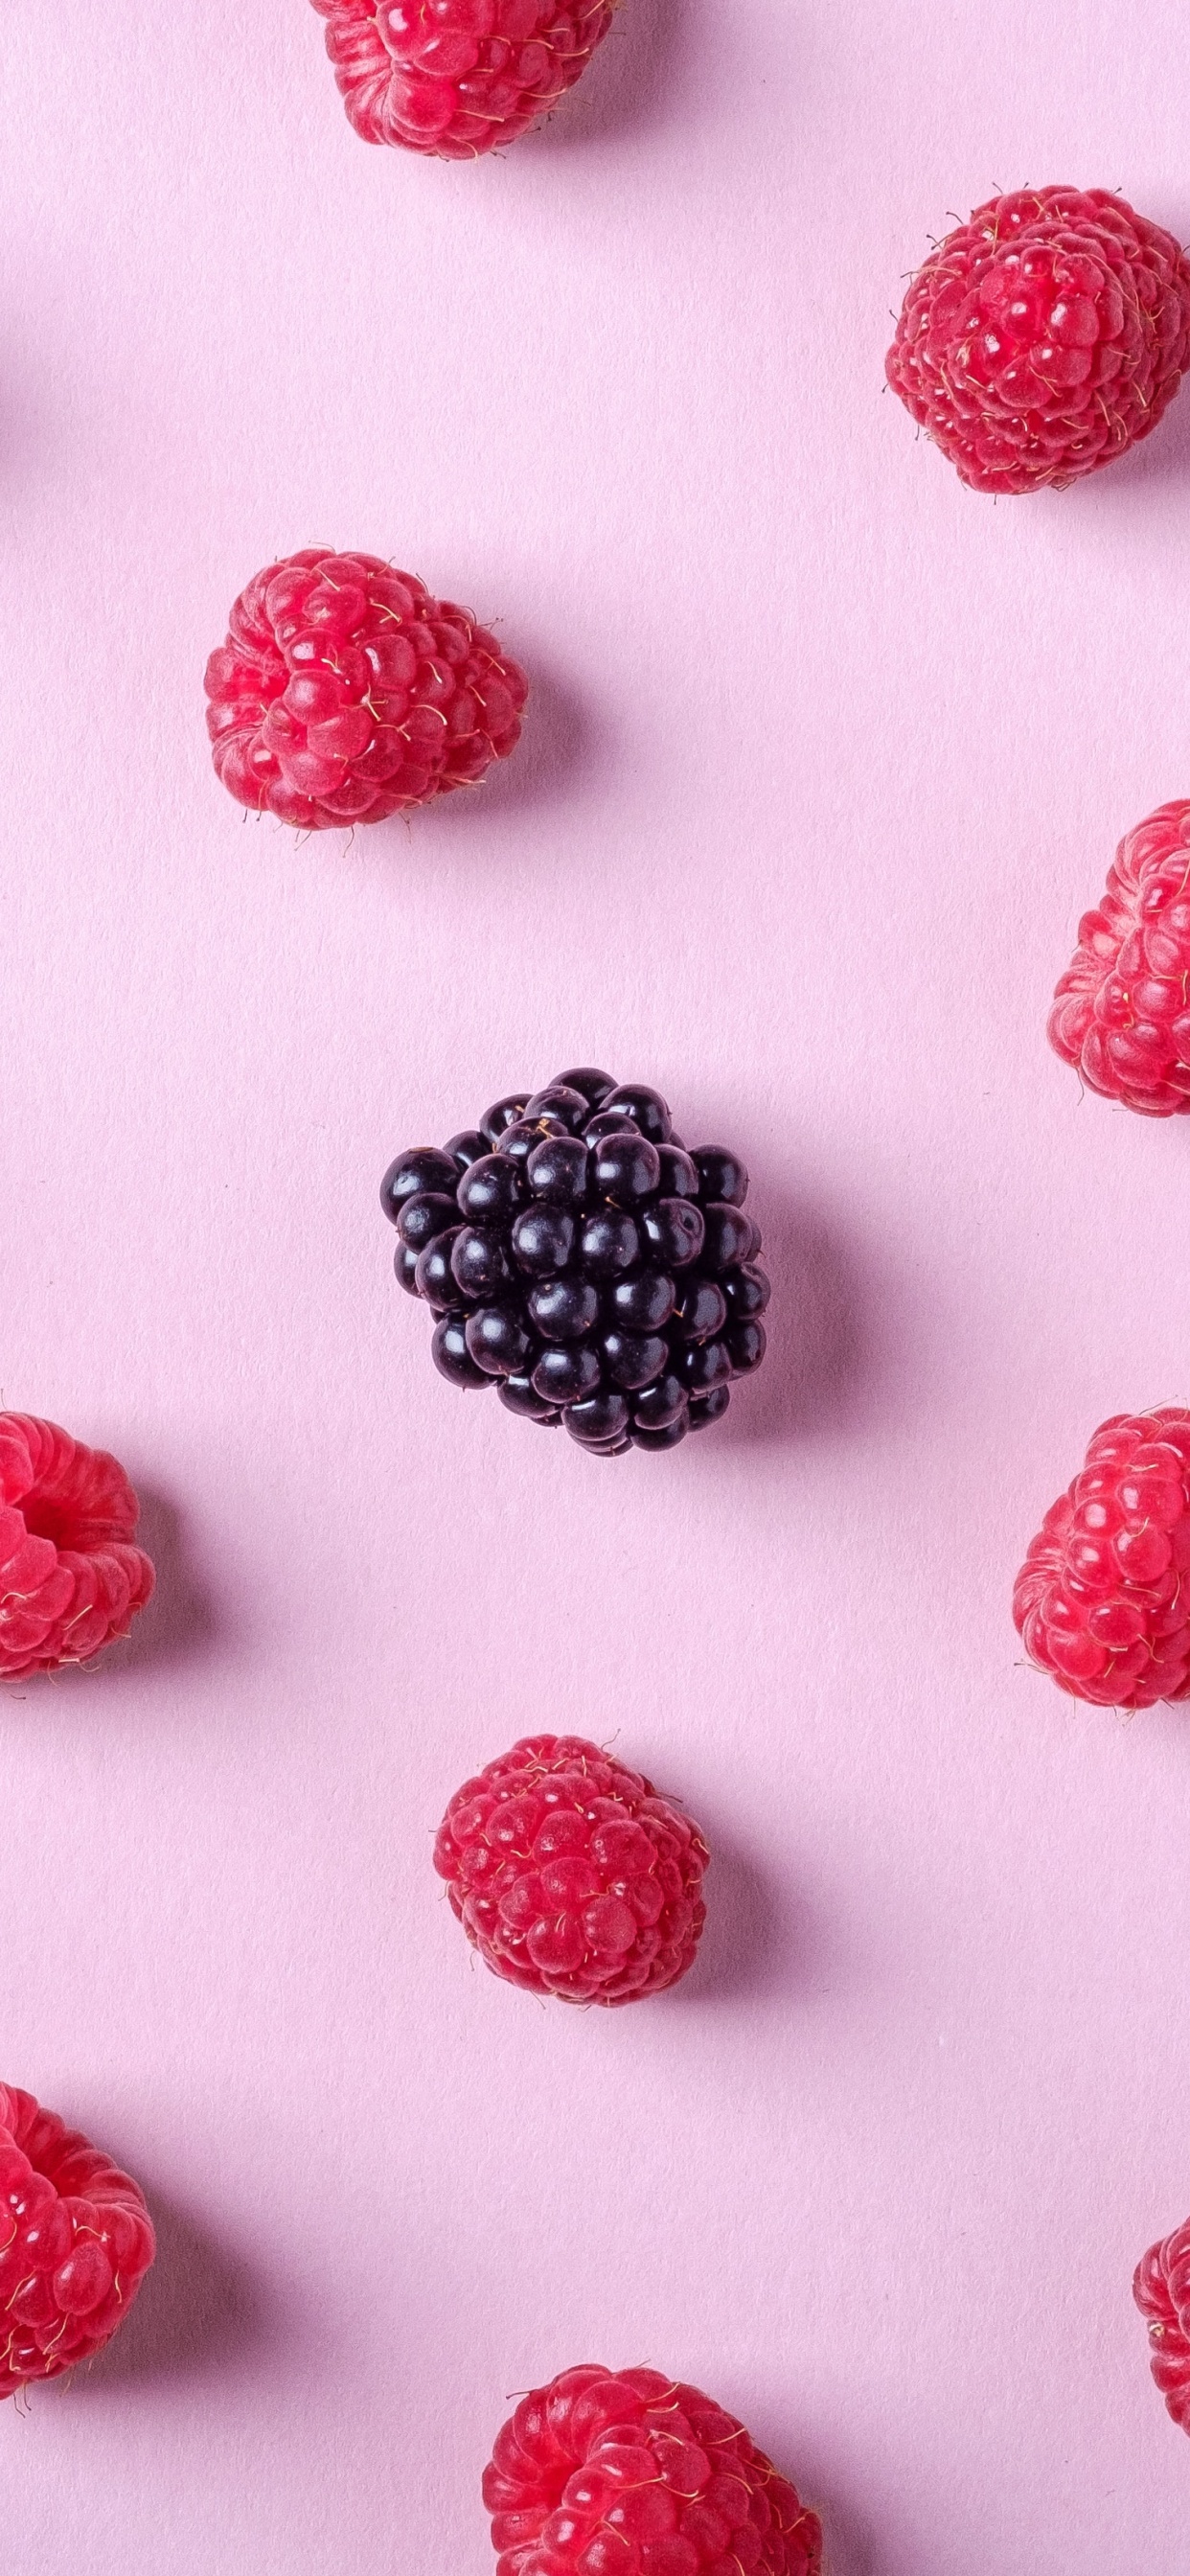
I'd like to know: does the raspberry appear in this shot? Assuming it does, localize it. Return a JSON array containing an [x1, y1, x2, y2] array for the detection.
[[380, 1070, 769, 1454], [1013, 1410, 1190, 1708], [204, 549, 527, 830], [482, 2363, 823, 2575], [0, 1414, 154, 1682], [886, 187, 1190, 494], [0, 2085, 155, 2396], [1048, 800, 1190, 1115], [1135, 2218, 1190, 2430], [435, 1735, 709, 2004], [309, 0, 617, 159]]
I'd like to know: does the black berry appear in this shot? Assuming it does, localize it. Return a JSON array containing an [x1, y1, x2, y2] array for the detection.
[[692, 1146, 748, 1207], [380, 1148, 460, 1223], [456, 1154, 525, 1226]]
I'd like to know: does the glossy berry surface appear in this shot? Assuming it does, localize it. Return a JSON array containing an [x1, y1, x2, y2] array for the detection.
[[482, 2362, 823, 2573], [1013, 1410, 1190, 1707], [380, 1070, 768, 1453], [204, 548, 527, 830], [0, 2085, 155, 2397], [887, 187, 1190, 494], [0, 1415, 154, 1681], [309, 0, 616, 159], [434, 1735, 708, 2004], [1135, 2217, 1190, 2429], [1048, 800, 1190, 1114]]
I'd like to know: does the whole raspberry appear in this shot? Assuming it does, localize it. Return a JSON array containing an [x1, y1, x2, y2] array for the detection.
[[1048, 801, 1190, 1115], [0, 1415, 154, 1681], [1135, 2218, 1190, 2430], [309, 0, 617, 159], [886, 187, 1190, 494], [482, 2363, 823, 2576], [0, 2085, 155, 2396], [204, 549, 527, 830], [434, 1735, 709, 2003], [1014, 1410, 1190, 1708], [381, 1069, 769, 1454]]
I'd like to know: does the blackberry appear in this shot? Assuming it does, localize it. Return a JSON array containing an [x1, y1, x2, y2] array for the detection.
[[380, 1072, 769, 1455]]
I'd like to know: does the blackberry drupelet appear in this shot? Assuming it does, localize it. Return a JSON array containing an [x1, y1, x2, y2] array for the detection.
[[380, 1070, 769, 1454]]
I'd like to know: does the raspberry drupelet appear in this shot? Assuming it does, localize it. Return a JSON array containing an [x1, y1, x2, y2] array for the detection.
[[1048, 801, 1190, 1114], [1135, 2217, 1190, 2430], [886, 187, 1190, 494], [483, 2363, 823, 2575], [1014, 1411, 1190, 1708], [204, 549, 527, 830], [0, 1415, 154, 1681], [435, 1735, 708, 2003], [0, 2086, 155, 2396], [309, 0, 617, 158]]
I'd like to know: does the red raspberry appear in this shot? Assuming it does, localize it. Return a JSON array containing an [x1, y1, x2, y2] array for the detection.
[[309, 0, 617, 159], [483, 2363, 823, 2576], [1135, 2219, 1190, 2430], [0, 2085, 155, 2397], [434, 1735, 709, 2004], [1013, 1410, 1190, 1708], [886, 187, 1190, 494], [1048, 800, 1190, 1115], [0, 1414, 154, 1682], [203, 549, 528, 830]]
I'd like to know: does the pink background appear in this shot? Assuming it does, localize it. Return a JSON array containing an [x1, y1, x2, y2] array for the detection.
[[4, 1, 1190, 2567]]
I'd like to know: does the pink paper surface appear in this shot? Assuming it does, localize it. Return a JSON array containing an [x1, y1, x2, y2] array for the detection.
[[3, 2, 1190, 2567]]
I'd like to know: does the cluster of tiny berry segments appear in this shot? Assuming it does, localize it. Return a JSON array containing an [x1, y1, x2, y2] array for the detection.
[[0, 2086, 155, 2396], [203, 549, 527, 830], [381, 1070, 769, 1453], [0, 1414, 154, 1681], [434, 1734, 708, 2003], [309, 0, 617, 158], [886, 187, 1190, 494], [1048, 799, 1190, 1115], [1013, 1409, 1190, 1708], [1134, 2219, 1190, 2430], [483, 2363, 822, 2576]]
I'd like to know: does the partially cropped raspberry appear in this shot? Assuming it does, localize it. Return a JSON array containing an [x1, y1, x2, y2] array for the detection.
[[204, 549, 527, 829], [1014, 1411, 1190, 1707], [1048, 801, 1190, 1114], [887, 187, 1190, 494], [1135, 2218, 1190, 2429], [0, 1415, 154, 1681], [309, 0, 616, 158], [435, 1735, 708, 2003], [0, 2085, 155, 2396], [483, 2363, 823, 2575]]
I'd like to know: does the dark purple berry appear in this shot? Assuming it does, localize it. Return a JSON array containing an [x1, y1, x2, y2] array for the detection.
[[465, 1305, 534, 1376], [680, 1337, 732, 1392], [631, 1372, 686, 1430], [414, 1228, 467, 1306], [727, 1320, 767, 1375], [531, 1344, 602, 1405], [655, 1144, 698, 1199], [700, 1203, 754, 1273], [641, 1197, 705, 1268], [456, 1153, 524, 1225], [722, 1263, 770, 1319], [631, 1413, 689, 1450], [563, 1391, 631, 1448], [394, 1241, 422, 1297], [432, 1315, 490, 1387], [526, 1136, 589, 1203], [689, 1385, 731, 1430], [607, 1269, 676, 1333], [397, 1190, 460, 1252], [451, 1228, 513, 1300], [521, 1084, 590, 1133], [380, 1148, 459, 1223], [495, 1114, 570, 1167], [552, 1066, 616, 1108], [479, 1093, 530, 1143], [674, 1276, 727, 1342], [498, 1374, 561, 1424], [579, 1210, 640, 1276], [528, 1277, 601, 1342], [601, 1329, 670, 1391], [692, 1146, 748, 1207], [598, 1083, 672, 1144], [443, 1129, 489, 1170], [592, 1134, 661, 1207], [511, 1206, 576, 1276]]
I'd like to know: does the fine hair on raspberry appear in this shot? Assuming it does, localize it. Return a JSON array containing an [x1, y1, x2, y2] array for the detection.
[[886, 187, 1190, 494], [0, 2085, 155, 2397], [1048, 800, 1190, 1115], [482, 2362, 824, 2574], [435, 1735, 709, 2003], [309, 0, 618, 160], [204, 548, 528, 831], [0, 1414, 154, 1681], [380, 1068, 769, 1455], [1013, 1410, 1190, 1707], [1135, 2217, 1190, 2431]]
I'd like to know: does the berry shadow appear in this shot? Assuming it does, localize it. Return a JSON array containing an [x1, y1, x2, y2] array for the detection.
[[435, 659, 601, 826], [68, 2193, 267, 2391], [670, 1832, 800, 2007], [524, 0, 693, 152], [708, 1186, 880, 1454], [99, 1486, 220, 1678]]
